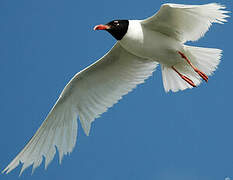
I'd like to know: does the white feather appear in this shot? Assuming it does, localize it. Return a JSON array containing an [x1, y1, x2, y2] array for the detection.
[[141, 3, 229, 42], [162, 46, 222, 92], [2, 43, 158, 175]]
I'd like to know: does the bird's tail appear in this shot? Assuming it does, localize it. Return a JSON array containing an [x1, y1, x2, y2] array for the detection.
[[161, 45, 222, 92]]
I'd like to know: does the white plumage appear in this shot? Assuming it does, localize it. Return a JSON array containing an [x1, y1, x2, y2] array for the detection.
[[3, 3, 229, 175], [3, 43, 158, 175], [142, 3, 229, 42], [161, 46, 222, 92]]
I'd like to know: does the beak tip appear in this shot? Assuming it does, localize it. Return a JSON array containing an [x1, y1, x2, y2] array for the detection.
[[93, 24, 109, 31], [93, 25, 98, 31]]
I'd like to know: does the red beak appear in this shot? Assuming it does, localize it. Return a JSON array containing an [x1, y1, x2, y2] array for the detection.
[[94, 24, 110, 30]]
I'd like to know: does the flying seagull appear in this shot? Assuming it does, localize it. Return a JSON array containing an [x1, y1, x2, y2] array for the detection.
[[3, 3, 229, 175]]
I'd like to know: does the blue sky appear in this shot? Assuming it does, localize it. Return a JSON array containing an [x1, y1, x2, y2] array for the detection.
[[0, 0, 232, 180]]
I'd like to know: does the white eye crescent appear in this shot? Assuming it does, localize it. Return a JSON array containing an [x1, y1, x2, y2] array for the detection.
[[114, 21, 119, 26]]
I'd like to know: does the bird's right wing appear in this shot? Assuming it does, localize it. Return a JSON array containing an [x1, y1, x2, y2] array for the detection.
[[141, 3, 229, 43], [3, 42, 158, 175]]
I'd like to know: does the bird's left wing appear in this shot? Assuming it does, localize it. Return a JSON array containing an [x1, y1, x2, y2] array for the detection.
[[141, 3, 229, 43], [3, 42, 158, 175]]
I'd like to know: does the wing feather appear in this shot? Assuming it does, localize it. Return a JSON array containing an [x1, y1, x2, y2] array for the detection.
[[141, 3, 229, 42], [3, 43, 158, 175]]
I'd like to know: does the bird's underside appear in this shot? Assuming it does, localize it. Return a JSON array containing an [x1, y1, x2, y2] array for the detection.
[[3, 3, 229, 176]]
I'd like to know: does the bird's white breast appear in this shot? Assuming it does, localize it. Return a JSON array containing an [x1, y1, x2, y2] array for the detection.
[[119, 20, 184, 66]]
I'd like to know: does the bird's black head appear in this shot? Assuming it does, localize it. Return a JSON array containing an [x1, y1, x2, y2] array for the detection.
[[94, 20, 129, 40]]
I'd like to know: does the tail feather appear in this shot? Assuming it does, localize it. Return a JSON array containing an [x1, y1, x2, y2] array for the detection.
[[162, 46, 222, 92], [185, 45, 222, 75]]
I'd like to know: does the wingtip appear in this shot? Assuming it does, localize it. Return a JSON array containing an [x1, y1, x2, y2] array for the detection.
[[1, 169, 7, 174], [2, 168, 11, 175], [2, 166, 10, 174]]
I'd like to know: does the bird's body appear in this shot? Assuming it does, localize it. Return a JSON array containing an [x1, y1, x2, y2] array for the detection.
[[120, 20, 183, 66], [3, 3, 229, 176]]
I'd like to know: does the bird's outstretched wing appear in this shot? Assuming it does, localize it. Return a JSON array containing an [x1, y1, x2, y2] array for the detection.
[[141, 3, 229, 43], [3, 43, 158, 175]]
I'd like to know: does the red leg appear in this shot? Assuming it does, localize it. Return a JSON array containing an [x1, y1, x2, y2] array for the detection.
[[172, 66, 196, 87], [178, 51, 208, 82]]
